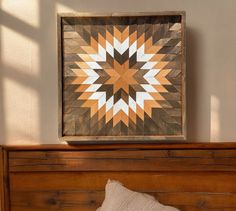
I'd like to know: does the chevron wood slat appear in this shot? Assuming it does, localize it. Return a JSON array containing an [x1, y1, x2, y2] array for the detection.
[[58, 12, 186, 142]]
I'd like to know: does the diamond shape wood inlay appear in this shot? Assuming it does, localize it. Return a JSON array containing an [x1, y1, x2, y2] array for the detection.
[[59, 13, 186, 141]]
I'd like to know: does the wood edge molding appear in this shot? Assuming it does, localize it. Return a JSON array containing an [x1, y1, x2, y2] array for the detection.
[[57, 14, 63, 140], [0, 147, 10, 211], [0, 147, 3, 210], [1, 142, 236, 151], [58, 12, 186, 142], [57, 11, 186, 18]]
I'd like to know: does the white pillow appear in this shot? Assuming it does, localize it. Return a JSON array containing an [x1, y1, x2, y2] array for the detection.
[[97, 180, 180, 211]]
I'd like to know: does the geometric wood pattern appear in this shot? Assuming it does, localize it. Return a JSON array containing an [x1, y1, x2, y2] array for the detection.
[[58, 12, 186, 142]]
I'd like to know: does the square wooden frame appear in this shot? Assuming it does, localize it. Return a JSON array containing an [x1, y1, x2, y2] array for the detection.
[[58, 11, 186, 143]]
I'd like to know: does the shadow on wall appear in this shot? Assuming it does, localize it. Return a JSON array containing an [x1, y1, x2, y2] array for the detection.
[[0, 0, 4, 144], [0, 1, 214, 144], [186, 27, 211, 141], [0, 0, 57, 144]]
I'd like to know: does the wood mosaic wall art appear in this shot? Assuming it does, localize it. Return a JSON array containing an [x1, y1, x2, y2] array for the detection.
[[58, 12, 186, 142]]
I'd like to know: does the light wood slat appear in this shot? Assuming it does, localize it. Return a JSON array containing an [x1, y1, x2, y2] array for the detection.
[[9, 150, 236, 172], [10, 172, 236, 192], [58, 11, 186, 18]]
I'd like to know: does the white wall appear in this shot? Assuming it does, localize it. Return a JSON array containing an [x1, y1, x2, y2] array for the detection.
[[0, 0, 236, 144]]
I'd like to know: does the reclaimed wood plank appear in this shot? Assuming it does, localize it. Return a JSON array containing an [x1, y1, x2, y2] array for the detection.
[[3, 144, 236, 210], [4, 142, 236, 151], [0, 147, 10, 211], [11, 191, 236, 211], [8, 150, 236, 172], [10, 172, 236, 192]]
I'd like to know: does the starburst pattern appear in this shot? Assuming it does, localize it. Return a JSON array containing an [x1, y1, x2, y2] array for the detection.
[[62, 16, 184, 137]]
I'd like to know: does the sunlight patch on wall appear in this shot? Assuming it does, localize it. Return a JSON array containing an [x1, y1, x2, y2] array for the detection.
[[1, 25, 40, 77], [1, 0, 39, 28], [56, 2, 77, 13], [210, 95, 220, 141], [3, 77, 40, 144]]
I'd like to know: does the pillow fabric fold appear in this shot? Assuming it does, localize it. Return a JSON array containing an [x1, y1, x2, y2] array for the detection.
[[97, 180, 180, 211]]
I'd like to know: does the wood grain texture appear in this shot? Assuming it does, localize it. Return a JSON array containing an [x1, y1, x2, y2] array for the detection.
[[0, 147, 10, 211], [4, 142, 236, 150], [58, 11, 186, 18], [0, 143, 236, 210], [9, 171, 236, 211], [0, 147, 3, 210], [8, 149, 236, 172], [58, 12, 186, 142], [11, 190, 236, 211], [57, 14, 63, 140], [10, 171, 236, 192]]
